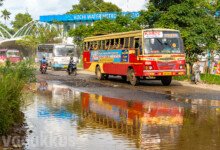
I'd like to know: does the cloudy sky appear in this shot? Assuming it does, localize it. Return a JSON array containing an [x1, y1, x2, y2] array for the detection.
[[0, 0, 147, 27]]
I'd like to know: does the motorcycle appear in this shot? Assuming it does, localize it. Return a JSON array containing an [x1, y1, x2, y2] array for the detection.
[[67, 62, 77, 76], [40, 63, 47, 74]]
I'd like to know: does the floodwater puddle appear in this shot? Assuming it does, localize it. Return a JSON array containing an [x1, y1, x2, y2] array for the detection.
[[22, 81, 220, 150]]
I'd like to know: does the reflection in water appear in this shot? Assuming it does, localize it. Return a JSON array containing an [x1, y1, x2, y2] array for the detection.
[[23, 82, 220, 150]]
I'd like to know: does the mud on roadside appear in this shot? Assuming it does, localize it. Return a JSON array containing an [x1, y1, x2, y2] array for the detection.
[[0, 114, 27, 150], [37, 70, 220, 101]]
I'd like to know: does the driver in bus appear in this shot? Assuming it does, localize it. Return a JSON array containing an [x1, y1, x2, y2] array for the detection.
[[162, 39, 172, 52]]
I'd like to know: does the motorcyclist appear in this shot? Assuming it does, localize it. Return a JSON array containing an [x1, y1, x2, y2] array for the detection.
[[67, 56, 77, 75], [40, 56, 48, 70], [69, 56, 74, 64], [68, 56, 74, 70]]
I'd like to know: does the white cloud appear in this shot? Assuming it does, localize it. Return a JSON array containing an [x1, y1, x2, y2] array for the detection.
[[105, 0, 147, 12], [0, 0, 147, 27]]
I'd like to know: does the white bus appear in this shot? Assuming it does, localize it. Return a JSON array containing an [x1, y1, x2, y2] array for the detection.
[[37, 44, 78, 70]]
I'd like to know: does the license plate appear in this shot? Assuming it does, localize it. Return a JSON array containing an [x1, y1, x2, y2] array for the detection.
[[163, 72, 172, 75]]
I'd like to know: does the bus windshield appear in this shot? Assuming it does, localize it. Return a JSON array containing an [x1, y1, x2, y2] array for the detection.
[[7, 50, 20, 57], [54, 45, 75, 57], [0, 50, 6, 56], [143, 31, 184, 54]]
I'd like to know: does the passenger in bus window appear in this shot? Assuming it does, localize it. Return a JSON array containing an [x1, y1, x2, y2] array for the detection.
[[94, 44, 98, 50], [106, 41, 110, 50], [120, 38, 124, 49], [89, 45, 93, 51], [113, 42, 118, 49]]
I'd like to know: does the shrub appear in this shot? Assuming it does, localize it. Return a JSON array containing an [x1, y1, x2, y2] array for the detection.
[[173, 74, 220, 85], [0, 60, 35, 134]]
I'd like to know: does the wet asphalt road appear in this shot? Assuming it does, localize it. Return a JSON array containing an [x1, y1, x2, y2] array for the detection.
[[37, 70, 220, 102], [26, 70, 220, 150]]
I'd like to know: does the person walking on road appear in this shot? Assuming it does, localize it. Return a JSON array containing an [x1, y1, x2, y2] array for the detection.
[[192, 60, 201, 84]]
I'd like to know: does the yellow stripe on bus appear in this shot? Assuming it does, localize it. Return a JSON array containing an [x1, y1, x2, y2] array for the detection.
[[87, 62, 105, 73]]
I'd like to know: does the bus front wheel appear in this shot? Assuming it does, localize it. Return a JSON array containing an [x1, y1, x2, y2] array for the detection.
[[127, 69, 140, 86], [121, 75, 127, 81], [161, 76, 172, 86], [96, 66, 104, 80]]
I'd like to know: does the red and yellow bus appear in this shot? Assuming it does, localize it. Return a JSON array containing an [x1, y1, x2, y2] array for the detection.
[[83, 29, 186, 86], [81, 93, 184, 126]]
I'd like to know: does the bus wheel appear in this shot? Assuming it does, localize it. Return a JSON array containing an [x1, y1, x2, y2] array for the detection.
[[121, 75, 127, 81], [161, 76, 172, 86], [128, 69, 140, 86], [96, 66, 104, 80], [104, 74, 109, 80]]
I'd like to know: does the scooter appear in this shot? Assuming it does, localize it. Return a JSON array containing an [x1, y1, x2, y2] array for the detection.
[[67, 62, 77, 76], [40, 63, 47, 74]]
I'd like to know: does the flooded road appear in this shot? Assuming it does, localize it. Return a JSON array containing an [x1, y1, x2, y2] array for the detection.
[[23, 81, 220, 150]]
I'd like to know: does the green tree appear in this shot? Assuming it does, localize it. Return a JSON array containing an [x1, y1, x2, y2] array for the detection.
[[137, 3, 161, 28], [139, 0, 220, 63], [11, 13, 33, 32], [67, 0, 121, 14], [16, 26, 61, 55], [69, 14, 140, 54], [150, 0, 184, 11], [1, 9, 11, 25], [0, 23, 14, 36]]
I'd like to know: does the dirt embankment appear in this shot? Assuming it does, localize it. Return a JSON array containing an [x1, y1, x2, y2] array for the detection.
[[0, 116, 27, 150]]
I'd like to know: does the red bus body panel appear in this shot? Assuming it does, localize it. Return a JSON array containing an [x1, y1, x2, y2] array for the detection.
[[81, 93, 184, 125], [83, 49, 186, 77]]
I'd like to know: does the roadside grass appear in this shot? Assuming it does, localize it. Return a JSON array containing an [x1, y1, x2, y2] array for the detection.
[[0, 60, 35, 135], [173, 75, 190, 81], [77, 58, 83, 69], [173, 74, 220, 85], [201, 74, 220, 85]]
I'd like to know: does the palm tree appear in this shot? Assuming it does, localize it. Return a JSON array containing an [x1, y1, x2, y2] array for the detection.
[[1, 9, 11, 25], [0, 0, 3, 7]]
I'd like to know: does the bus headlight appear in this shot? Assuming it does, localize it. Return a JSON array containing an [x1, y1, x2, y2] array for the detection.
[[179, 65, 185, 69], [146, 65, 153, 70]]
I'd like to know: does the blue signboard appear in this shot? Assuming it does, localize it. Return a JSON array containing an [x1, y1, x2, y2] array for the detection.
[[40, 12, 140, 23], [91, 50, 129, 63]]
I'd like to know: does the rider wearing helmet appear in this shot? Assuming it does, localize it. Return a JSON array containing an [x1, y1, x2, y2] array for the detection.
[[40, 56, 48, 70], [41, 56, 47, 64], [70, 56, 74, 63]]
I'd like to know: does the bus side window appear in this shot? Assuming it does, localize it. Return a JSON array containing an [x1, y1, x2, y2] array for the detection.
[[97, 41, 101, 50], [130, 37, 134, 49], [89, 42, 93, 51], [115, 39, 119, 49], [110, 39, 114, 49], [124, 38, 129, 48], [100, 40, 104, 50], [105, 40, 110, 50], [120, 38, 124, 49], [93, 42, 98, 50]]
